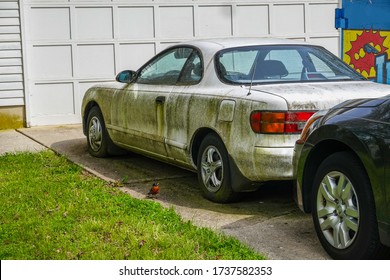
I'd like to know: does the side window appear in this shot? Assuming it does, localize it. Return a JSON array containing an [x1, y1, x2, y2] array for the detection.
[[137, 47, 193, 85], [177, 51, 202, 85]]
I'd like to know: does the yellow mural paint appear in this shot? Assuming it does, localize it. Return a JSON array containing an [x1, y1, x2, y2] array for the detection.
[[343, 29, 390, 81]]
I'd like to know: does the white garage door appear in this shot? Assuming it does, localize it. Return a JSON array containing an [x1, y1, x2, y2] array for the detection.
[[22, 0, 339, 126]]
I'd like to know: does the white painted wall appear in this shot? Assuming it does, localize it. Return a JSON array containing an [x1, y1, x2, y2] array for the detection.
[[0, 0, 23, 108], [20, 0, 339, 126]]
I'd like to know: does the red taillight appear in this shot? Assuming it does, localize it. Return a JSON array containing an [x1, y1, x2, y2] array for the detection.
[[250, 111, 316, 134]]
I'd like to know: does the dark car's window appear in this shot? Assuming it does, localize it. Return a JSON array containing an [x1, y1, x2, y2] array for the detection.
[[137, 47, 202, 85], [216, 45, 365, 85]]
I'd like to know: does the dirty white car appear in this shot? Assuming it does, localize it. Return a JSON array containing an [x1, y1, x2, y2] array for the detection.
[[82, 38, 390, 203]]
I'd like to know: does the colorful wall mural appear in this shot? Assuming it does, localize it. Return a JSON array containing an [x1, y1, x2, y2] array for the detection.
[[343, 29, 390, 83], [338, 0, 390, 84]]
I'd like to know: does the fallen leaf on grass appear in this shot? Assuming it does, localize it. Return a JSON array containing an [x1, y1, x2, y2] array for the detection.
[[138, 240, 146, 248]]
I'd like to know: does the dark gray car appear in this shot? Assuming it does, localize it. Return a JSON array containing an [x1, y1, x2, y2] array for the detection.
[[294, 97, 390, 259]]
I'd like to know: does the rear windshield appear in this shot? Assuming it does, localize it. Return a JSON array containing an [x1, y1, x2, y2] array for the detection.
[[215, 45, 365, 85]]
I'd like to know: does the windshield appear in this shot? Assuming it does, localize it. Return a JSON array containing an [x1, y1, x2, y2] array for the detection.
[[216, 45, 366, 85]]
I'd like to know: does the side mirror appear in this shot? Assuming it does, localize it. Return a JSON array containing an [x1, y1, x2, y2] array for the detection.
[[116, 70, 136, 83]]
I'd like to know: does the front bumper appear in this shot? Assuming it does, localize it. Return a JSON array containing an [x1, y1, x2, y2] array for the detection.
[[292, 142, 305, 211], [379, 221, 390, 247]]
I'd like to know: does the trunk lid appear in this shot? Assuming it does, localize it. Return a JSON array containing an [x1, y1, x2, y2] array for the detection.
[[250, 81, 390, 110]]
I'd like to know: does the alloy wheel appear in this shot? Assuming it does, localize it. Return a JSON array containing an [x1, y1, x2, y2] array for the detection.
[[200, 145, 224, 193], [316, 171, 360, 249], [88, 116, 103, 152]]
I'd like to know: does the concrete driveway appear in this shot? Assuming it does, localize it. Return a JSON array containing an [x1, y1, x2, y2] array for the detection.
[[15, 125, 329, 260]]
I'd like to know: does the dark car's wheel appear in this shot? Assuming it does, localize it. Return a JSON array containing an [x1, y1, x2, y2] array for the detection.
[[197, 133, 237, 203], [86, 106, 113, 157], [312, 151, 385, 259]]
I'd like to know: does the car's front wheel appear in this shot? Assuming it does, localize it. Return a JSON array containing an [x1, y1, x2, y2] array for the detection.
[[86, 106, 113, 157], [197, 133, 237, 203], [312, 151, 386, 259]]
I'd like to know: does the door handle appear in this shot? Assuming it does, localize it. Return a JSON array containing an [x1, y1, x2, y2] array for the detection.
[[156, 96, 166, 104]]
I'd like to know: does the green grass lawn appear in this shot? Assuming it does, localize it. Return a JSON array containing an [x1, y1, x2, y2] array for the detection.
[[0, 151, 265, 260]]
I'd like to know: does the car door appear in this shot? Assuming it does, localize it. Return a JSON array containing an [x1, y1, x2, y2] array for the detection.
[[164, 49, 203, 165], [110, 47, 196, 158]]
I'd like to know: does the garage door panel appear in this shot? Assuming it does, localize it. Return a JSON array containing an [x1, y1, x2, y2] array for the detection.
[[198, 6, 232, 37], [30, 45, 72, 79], [29, 8, 70, 41], [75, 7, 113, 40], [117, 7, 154, 39], [235, 5, 269, 36], [160, 6, 194, 39], [273, 4, 305, 35], [30, 83, 75, 116], [309, 3, 339, 33], [76, 44, 115, 78]]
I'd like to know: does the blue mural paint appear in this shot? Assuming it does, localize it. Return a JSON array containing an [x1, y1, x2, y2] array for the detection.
[[342, 0, 390, 30]]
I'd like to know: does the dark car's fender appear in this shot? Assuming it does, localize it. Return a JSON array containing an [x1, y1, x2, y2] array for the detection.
[[298, 122, 386, 219]]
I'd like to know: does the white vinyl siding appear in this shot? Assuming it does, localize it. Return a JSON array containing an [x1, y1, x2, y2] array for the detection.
[[0, 0, 23, 107], [21, 0, 339, 126]]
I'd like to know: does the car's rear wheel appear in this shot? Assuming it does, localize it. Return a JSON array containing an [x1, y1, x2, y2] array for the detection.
[[86, 106, 113, 157], [197, 133, 237, 203], [312, 151, 386, 259]]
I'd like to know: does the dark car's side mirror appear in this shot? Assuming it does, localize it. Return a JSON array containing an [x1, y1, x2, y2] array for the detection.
[[116, 70, 136, 83]]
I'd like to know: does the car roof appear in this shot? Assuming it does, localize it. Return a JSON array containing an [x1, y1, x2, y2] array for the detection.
[[181, 37, 312, 51]]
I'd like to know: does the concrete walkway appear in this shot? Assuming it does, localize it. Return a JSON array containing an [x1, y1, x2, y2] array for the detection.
[[0, 129, 46, 155]]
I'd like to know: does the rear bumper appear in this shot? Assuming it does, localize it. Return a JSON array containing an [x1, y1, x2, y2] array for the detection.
[[231, 146, 295, 192], [253, 146, 295, 180]]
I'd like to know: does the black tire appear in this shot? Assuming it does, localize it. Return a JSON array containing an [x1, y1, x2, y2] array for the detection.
[[197, 133, 238, 203], [311, 151, 385, 259], [86, 106, 114, 157]]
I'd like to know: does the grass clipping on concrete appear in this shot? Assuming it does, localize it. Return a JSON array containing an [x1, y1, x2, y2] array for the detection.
[[0, 151, 265, 260]]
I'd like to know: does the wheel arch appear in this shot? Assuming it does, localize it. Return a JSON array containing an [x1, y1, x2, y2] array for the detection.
[[301, 139, 365, 213], [190, 127, 218, 167], [190, 127, 252, 193], [82, 101, 100, 135]]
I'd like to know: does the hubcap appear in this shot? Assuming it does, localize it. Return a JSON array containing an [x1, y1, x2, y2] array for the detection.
[[200, 145, 223, 193], [88, 116, 103, 152], [316, 171, 359, 249]]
